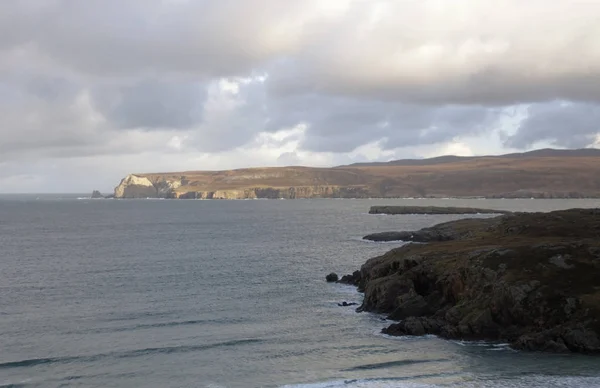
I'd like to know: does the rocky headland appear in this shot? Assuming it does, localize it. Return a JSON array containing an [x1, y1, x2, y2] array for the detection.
[[340, 208, 600, 353], [111, 148, 600, 199]]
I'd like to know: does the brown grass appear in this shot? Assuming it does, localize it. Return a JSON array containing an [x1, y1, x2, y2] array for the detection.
[[136, 155, 600, 197]]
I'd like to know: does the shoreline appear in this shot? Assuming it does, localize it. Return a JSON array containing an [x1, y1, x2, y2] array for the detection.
[[94, 195, 600, 200], [335, 208, 600, 354]]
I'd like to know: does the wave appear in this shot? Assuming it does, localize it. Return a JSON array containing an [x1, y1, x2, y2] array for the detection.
[[344, 358, 449, 372], [78, 318, 216, 334], [281, 375, 600, 388], [350, 237, 409, 245], [450, 340, 515, 351], [280, 377, 442, 388], [282, 375, 600, 388], [0, 338, 262, 370]]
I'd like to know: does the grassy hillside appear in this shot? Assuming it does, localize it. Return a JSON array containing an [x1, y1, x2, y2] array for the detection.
[[115, 149, 600, 198]]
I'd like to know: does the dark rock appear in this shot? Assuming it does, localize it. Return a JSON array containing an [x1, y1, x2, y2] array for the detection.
[[368, 205, 511, 215], [363, 218, 494, 242], [352, 208, 600, 353], [325, 273, 339, 282], [91, 190, 105, 199], [387, 291, 432, 320], [338, 302, 358, 307], [363, 231, 416, 242], [338, 270, 361, 286]]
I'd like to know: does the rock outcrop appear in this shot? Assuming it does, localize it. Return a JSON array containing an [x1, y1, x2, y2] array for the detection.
[[363, 218, 496, 242], [368, 206, 511, 215], [326, 273, 339, 282], [114, 174, 158, 198], [91, 190, 104, 199], [114, 174, 182, 199], [350, 209, 600, 353]]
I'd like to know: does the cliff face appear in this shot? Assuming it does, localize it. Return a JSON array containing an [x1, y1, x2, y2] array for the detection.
[[112, 149, 600, 199], [173, 185, 370, 199], [114, 174, 182, 198], [346, 209, 600, 353]]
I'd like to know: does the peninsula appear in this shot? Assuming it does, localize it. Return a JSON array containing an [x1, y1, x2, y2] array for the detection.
[[112, 148, 600, 199], [339, 208, 600, 353]]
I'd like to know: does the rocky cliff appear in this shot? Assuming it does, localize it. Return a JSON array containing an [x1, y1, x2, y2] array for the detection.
[[112, 149, 600, 199], [342, 209, 600, 353], [114, 174, 182, 199]]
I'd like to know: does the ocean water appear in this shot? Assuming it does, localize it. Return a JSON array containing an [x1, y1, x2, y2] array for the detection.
[[1, 197, 600, 388]]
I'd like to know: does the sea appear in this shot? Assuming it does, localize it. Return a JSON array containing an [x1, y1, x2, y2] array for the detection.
[[1, 196, 600, 388]]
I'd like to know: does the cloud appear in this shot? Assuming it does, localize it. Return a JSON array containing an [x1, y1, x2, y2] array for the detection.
[[3, 0, 600, 103], [0, 0, 600, 192], [268, 0, 600, 104], [503, 102, 600, 149], [91, 78, 207, 130], [257, 90, 504, 152]]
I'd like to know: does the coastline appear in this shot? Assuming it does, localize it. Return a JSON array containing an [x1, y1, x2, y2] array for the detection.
[[336, 208, 600, 353]]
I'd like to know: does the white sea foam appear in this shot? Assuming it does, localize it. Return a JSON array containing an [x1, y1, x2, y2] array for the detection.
[[281, 376, 600, 388], [281, 379, 438, 388], [350, 236, 409, 245]]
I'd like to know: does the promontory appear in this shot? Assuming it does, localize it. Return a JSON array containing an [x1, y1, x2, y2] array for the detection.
[[340, 208, 600, 353], [112, 148, 600, 199]]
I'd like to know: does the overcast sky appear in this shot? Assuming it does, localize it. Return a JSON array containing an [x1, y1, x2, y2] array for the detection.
[[1, 0, 599, 193]]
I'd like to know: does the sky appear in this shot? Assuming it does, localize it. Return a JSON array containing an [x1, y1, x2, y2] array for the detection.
[[1, 0, 600, 193]]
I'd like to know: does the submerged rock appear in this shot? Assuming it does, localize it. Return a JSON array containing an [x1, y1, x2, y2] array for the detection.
[[353, 208, 600, 353]]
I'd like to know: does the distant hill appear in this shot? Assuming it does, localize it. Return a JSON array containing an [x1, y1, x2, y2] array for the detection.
[[348, 148, 600, 167], [112, 148, 600, 199]]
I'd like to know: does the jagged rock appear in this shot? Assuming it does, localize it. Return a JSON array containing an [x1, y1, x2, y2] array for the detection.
[[353, 208, 600, 353], [91, 190, 104, 199], [325, 273, 339, 282], [338, 271, 361, 286]]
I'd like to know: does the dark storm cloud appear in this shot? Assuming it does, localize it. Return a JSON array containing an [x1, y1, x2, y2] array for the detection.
[[504, 102, 600, 149], [256, 88, 501, 152]]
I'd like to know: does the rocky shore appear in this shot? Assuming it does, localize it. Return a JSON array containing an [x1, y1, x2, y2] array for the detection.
[[363, 217, 496, 242], [368, 206, 511, 215], [340, 208, 600, 353]]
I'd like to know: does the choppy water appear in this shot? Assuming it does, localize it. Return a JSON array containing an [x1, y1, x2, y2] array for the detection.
[[1, 197, 600, 388]]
